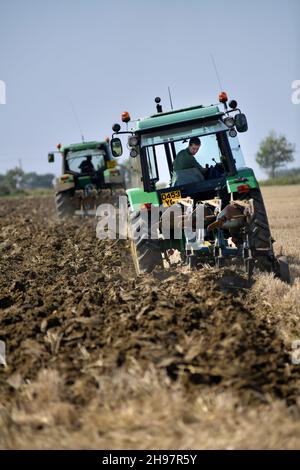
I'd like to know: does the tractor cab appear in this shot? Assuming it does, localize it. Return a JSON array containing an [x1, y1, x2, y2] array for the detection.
[[62, 142, 111, 189], [136, 113, 246, 205], [111, 93, 248, 209]]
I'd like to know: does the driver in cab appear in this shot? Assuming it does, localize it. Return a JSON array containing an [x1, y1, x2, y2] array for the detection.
[[79, 155, 95, 174], [173, 137, 208, 179]]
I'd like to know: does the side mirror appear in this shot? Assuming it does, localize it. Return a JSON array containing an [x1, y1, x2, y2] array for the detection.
[[235, 113, 248, 133], [110, 138, 123, 157], [48, 153, 55, 163]]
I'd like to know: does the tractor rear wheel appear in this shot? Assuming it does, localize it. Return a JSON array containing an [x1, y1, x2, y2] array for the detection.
[[55, 191, 75, 219], [128, 210, 163, 275], [241, 188, 290, 281], [245, 189, 272, 249], [241, 188, 275, 273]]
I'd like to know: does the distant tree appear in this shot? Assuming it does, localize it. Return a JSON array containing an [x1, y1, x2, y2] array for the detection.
[[275, 167, 300, 178], [4, 167, 25, 191], [36, 173, 55, 188], [21, 172, 55, 189], [0, 169, 55, 195], [256, 131, 295, 179], [0, 173, 11, 196]]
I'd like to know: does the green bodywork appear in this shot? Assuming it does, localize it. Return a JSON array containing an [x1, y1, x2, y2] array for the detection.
[[126, 188, 160, 211], [135, 105, 223, 132], [62, 140, 109, 153], [127, 168, 258, 211], [226, 168, 258, 193], [76, 175, 93, 189], [55, 174, 96, 192]]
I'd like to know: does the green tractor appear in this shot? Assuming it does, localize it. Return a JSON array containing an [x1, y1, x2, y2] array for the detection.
[[110, 93, 290, 282], [48, 140, 125, 217]]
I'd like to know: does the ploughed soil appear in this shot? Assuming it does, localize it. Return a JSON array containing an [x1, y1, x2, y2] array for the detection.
[[0, 196, 300, 449]]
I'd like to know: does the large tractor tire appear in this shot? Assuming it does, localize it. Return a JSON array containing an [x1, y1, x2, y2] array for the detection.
[[128, 209, 163, 275], [241, 188, 290, 281], [55, 191, 75, 219], [245, 189, 272, 250], [240, 188, 274, 272]]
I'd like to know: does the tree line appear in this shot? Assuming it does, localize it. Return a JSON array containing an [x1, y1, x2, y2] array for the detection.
[[0, 168, 55, 196]]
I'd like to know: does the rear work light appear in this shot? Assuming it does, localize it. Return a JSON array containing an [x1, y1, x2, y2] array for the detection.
[[128, 135, 139, 147], [141, 203, 152, 211], [237, 184, 250, 194]]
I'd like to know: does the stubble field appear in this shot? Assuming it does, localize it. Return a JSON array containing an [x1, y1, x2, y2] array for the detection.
[[0, 185, 299, 449]]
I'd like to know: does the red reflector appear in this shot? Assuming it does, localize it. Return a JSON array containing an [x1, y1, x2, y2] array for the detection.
[[141, 203, 152, 211], [237, 184, 250, 193], [61, 176, 69, 181]]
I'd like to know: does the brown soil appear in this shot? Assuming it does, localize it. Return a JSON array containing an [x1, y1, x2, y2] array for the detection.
[[0, 195, 300, 449]]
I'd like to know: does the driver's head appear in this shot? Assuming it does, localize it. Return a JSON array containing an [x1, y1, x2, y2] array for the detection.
[[86, 155, 92, 161], [188, 137, 201, 156]]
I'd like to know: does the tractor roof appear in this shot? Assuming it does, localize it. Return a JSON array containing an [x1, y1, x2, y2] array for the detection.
[[63, 140, 108, 152], [134, 104, 224, 133]]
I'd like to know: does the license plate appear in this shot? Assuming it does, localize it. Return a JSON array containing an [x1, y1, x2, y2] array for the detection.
[[161, 190, 181, 207], [107, 160, 116, 169]]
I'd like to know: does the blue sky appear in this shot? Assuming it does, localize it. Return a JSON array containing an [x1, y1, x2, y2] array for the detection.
[[0, 0, 299, 178]]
